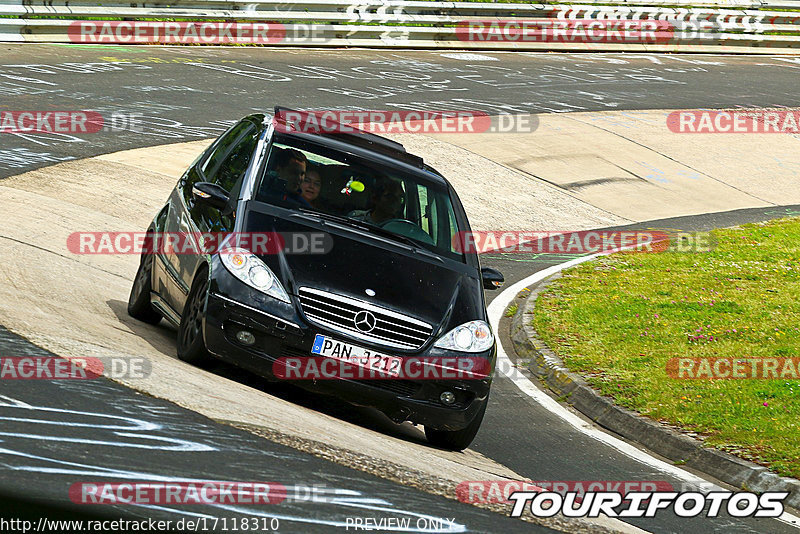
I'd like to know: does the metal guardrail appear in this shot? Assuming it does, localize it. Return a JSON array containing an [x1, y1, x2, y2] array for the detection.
[[1, 0, 799, 53]]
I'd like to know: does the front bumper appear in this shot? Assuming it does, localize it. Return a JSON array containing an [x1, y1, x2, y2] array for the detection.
[[203, 290, 493, 431]]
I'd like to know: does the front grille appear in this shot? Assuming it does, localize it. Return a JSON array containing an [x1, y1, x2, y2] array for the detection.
[[298, 287, 433, 350]]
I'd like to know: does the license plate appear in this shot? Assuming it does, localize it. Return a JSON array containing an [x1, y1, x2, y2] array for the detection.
[[311, 334, 402, 377]]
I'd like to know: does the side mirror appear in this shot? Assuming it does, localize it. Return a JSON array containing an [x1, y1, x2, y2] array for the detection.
[[192, 182, 229, 210], [481, 267, 504, 290]]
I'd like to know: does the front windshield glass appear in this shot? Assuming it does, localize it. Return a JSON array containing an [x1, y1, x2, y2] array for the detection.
[[253, 137, 464, 262]]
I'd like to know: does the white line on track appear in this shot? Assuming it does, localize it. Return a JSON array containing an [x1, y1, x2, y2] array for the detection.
[[486, 255, 800, 529]]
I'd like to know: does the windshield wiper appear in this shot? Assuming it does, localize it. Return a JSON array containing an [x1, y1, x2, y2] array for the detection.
[[296, 208, 415, 245], [294, 209, 444, 262], [295, 208, 372, 231]]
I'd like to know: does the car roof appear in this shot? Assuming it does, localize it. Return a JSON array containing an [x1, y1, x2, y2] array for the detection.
[[264, 108, 449, 187]]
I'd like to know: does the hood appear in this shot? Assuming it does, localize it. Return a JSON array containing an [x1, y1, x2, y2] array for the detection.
[[243, 207, 480, 330]]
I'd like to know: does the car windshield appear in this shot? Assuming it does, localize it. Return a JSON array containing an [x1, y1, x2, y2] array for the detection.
[[253, 138, 465, 262]]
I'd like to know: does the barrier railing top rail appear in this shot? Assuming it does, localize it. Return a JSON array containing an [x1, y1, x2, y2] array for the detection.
[[1, 0, 799, 53]]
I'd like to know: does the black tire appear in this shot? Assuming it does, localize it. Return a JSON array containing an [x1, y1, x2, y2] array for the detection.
[[424, 399, 488, 451], [177, 272, 211, 364], [127, 252, 162, 325]]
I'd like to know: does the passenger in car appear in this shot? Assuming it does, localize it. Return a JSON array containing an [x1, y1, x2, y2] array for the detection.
[[259, 148, 311, 208], [348, 178, 405, 224], [300, 169, 323, 209]]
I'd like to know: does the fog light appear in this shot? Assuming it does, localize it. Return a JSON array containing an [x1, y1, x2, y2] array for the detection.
[[236, 330, 255, 346], [440, 391, 456, 405]]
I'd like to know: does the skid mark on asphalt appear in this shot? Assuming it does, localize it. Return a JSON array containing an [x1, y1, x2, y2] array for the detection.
[[0, 327, 490, 533]]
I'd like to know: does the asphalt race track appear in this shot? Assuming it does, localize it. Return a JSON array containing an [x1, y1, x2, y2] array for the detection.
[[2, 44, 800, 533], [2, 45, 800, 178], [0, 325, 549, 534]]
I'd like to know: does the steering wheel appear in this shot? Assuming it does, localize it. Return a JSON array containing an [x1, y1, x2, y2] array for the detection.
[[378, 218, 435, 245]]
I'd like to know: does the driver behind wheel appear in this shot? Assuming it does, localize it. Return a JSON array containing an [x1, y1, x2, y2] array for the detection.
[[258, 148, 312, 208], [348, 177, 405, 224]]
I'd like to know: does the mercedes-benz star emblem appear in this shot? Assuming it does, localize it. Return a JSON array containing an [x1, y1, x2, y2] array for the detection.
[[354, 310, 377, 333]]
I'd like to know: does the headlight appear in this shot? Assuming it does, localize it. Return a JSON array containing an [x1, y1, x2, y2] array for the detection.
[[433, 320, 494, 353], [220, 247, 290, 304]]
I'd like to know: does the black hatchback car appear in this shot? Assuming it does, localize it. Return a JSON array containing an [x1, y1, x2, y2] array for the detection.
[[128, 108, 504, 450]]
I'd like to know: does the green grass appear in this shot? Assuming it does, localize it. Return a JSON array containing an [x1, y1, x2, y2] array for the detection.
[[533, 218, 800, 478], [505, 303, 519, 318]]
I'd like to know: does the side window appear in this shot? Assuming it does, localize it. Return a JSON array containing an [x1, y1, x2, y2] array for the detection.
[[154, 204, 169, 232], [445, 198, 459, 253], [417, 183, 437, 241], [201, 121, 259, 195], [397, 180, 408, 219], [429, 196, 439, 242], [200, 123, 243, 178]]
